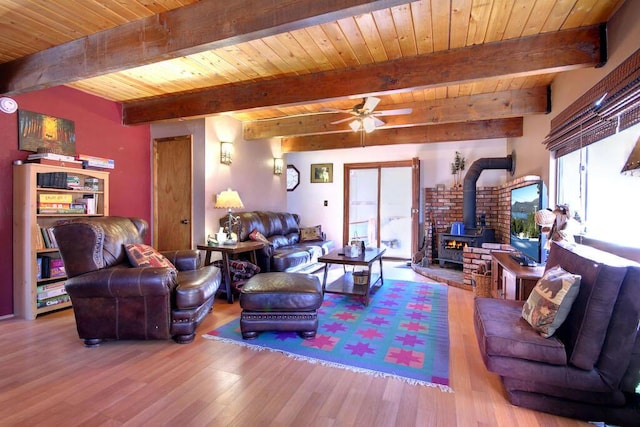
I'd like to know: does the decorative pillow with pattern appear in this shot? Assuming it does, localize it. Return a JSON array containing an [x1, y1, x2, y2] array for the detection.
[[300, 225, 322, 242], [522, 265, 581, 338], [213, 259, 261, 281], [249, 229, 270, 245], [124, 244, 176, 270]]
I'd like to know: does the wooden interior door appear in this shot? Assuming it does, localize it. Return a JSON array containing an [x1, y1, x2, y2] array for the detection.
[[153, 135, 193, 250]]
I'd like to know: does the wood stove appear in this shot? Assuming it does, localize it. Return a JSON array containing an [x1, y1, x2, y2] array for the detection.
[[438, 228, 495, 267]]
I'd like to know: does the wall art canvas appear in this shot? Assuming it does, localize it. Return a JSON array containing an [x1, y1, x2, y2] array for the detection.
[[310, 163, 333, 183], [18, 110, 76, 156]]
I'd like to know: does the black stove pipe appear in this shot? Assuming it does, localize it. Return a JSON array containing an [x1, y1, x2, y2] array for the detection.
[[463, 153, 515, 230]]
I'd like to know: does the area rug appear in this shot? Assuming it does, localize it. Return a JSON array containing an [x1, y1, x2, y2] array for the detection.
[[204, 279, 451, 391]]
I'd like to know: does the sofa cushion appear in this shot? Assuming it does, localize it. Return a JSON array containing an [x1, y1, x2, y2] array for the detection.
[[300, 225, 322, 242], [546, 242, 629, 370], [522, 265, 581, 338], [249, 229, 270, 245], [599, 265, 640, 389], [474, 298, 567, 365], [125, 243, 176, 270]]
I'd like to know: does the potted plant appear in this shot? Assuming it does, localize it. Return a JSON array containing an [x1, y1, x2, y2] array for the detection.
[[451, 151, 466, 189]]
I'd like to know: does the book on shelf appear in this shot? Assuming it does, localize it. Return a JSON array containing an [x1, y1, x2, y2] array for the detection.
[[36, 172, 69, 189], [35, 227, 45, 250], [75, 194, 98, 214], [37, 282, 67, 300], [40, 227, 52, 249], [36, 257, 42, 280], [37, 281, 66, 292], [27, 152, 75, 162], [38, 193, 73, 204], [37, 293, 70, 308], [27, 158, 83, 169], [76, 154, 115, 169], [48, 258, 66, 278]]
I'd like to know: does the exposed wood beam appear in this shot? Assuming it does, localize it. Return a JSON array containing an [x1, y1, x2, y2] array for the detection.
[[122, 25, 604, 124], [0, 0, 408, 94], [243, 87, 549, 139], [281, 118, 523, 152]]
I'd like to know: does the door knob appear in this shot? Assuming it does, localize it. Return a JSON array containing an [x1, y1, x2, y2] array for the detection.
[[181, 219, 190, 224]]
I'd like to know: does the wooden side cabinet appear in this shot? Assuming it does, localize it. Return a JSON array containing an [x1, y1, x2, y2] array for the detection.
[[490, 251, 545, 300], [13, 163, 110, 319]]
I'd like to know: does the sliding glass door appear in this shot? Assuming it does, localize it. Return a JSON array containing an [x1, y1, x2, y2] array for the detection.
[[344, 159, 420, 259]]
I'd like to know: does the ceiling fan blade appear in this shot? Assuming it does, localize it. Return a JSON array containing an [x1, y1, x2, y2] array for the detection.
[[373, 117, 385, 127], [372, 107, 413, 117], [320, 106, 350, 113], [363, 96, 380, 112], [330, 117, 356, 125]]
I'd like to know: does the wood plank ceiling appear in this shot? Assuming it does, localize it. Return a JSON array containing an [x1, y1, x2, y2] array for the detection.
[[0, 0, 625, 151]]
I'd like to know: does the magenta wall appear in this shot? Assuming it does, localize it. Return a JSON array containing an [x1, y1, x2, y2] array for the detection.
[[0, 86, 151, 317]]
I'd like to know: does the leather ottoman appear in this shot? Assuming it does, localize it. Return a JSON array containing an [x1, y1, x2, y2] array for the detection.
[[239, 272, 323, 339]]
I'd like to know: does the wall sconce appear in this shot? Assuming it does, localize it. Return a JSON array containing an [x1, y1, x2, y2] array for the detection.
[[273, 158, 283, 175], [220, 141, 233, 165]]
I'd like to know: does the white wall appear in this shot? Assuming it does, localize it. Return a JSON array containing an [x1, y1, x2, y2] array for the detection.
[[151, 116, 286, 246], [286, 138, 510, 247]]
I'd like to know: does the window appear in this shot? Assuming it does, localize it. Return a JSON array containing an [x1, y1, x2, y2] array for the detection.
[[556, 124, 640, 247]]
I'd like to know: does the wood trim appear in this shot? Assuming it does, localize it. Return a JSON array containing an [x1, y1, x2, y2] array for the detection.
[[282, 118, 523, 152], [122, 26, 603, 124], [0, 0, 410, 95], [243, 87, 549, 139]]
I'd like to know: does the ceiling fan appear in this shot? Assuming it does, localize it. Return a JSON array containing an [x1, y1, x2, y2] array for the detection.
[[322, 96, 413, 133]]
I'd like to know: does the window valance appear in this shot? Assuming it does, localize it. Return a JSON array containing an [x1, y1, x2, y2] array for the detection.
[[544, 47, 640, 157]]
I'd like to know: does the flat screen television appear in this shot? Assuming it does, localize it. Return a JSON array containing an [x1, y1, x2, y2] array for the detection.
[[510, 181, 548, 264]]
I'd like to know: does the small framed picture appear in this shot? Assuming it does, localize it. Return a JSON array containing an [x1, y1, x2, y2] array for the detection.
[[310, 163, 333, 183]]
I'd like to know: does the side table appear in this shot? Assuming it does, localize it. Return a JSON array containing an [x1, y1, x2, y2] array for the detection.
[[197, 241, 264, 303]]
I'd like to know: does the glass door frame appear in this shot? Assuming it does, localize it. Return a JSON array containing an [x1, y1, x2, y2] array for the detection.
[[343, 158, 420, 259]]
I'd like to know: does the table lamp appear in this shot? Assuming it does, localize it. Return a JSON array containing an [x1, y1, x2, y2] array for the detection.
[[215, 188, 244, 239]]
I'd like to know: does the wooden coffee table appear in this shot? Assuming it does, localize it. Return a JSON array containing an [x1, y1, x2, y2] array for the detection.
[[318, 247, 386, 306]]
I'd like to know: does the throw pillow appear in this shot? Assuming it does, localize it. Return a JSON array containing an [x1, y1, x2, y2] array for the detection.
[[124, 243, 176, 270], [300, 225, 322, 242], [249, 229, 270, 245], [522, 265, 581, 338]]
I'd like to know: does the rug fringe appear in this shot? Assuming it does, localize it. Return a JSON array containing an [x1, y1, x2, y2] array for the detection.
[[203, 334, 453, 393]]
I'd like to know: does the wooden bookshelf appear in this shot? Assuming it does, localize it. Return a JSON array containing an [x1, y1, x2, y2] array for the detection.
[[13, 163, 110, 319]]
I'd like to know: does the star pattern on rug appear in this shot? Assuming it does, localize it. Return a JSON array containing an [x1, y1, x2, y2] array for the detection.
[[406, 311, 431, 321], [399, 320, 428, 333], [394, 333, 426, 347], [302, 334, 339, 351], [366, 315, 391, 327], [407, 302, 432, 312], [322, 321, 348, 334], [372, 307, 398, 316], [385, 347, 425, 368], [344, 341, 377, 356], [333, 311, 358, 321], [356, 327, 384, 340]]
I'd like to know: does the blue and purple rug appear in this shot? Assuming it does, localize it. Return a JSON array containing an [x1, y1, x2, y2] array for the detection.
[[204, 279, 451, 391]]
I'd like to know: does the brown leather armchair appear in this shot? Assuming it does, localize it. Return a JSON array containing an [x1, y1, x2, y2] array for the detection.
[[53, 216, 221, 346]]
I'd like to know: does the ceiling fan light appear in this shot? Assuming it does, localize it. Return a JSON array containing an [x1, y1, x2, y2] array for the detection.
[[363, 116, 376, 133], [349, 120, 361, 132]]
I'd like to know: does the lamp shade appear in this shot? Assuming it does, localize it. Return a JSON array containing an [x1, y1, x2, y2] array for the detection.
[[215, 189, 244, 209]]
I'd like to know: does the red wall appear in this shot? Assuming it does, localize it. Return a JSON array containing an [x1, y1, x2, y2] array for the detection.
[[0, 86, 151, 317]]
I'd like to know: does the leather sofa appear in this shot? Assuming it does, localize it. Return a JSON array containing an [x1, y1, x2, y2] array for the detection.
[[474, 241, 640, 426], [221, 211, 333, 273], [53, 216, 221, 346]]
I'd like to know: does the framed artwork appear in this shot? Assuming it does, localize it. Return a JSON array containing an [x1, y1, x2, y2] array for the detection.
[[310, 163, 333, 183], [18, 110, 76, 156]]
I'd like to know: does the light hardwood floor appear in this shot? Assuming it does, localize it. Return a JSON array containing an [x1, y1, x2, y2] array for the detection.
[[0, 263, 589, 426]]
